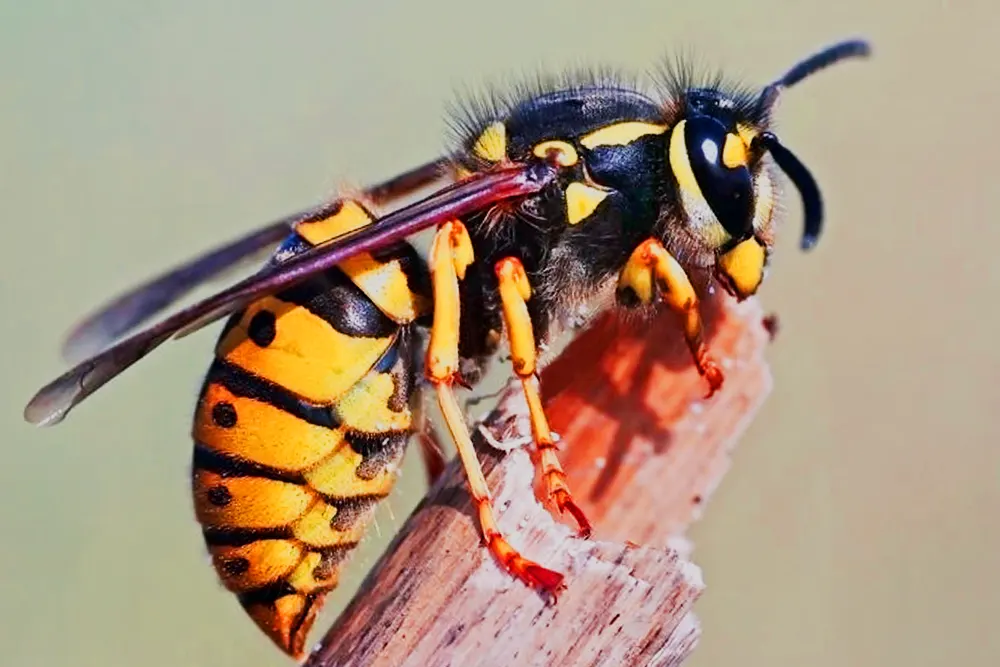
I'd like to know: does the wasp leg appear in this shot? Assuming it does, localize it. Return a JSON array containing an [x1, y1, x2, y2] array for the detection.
[[495, 257, 593, 538], [619, 239, 724, 397], [425, 220, 564, 594]]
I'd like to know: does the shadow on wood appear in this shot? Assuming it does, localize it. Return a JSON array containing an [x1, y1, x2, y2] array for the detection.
[[306, 294, 772, 667]]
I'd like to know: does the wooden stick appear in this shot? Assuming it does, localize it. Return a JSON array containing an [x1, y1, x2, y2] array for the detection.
[[305, 293, 773, 667]]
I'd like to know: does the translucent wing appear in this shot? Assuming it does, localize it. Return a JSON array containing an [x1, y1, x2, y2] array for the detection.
[[25, 162, 557, 427], [62, 218, 291, 364], [62, 159, 449, 362]]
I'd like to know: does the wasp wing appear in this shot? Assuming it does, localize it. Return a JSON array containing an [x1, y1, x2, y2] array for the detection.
[[61, 217, 292, 364], [25, 163, 556, 427], [62, 159, 450, 363]]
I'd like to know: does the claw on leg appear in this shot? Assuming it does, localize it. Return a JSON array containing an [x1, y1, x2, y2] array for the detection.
[[437, 382, 564, 594]]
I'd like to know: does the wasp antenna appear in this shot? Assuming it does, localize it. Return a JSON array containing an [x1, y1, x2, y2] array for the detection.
[[757, 38, 872, 115], [756, 132, 823, 250]]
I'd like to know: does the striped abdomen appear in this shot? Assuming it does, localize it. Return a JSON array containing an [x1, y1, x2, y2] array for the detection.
[[190, 200, 430, 659]]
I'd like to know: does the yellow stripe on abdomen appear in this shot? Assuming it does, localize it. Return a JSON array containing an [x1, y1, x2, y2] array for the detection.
[[217, 297, 394, 404]]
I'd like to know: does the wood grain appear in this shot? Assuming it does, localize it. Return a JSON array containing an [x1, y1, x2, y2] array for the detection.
[[305, 293, 773, 667]]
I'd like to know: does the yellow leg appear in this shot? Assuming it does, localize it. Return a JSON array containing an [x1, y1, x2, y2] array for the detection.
[[495, 257, 593, 537], [619, 239, 724, 397], [425, 221, 564, 593]]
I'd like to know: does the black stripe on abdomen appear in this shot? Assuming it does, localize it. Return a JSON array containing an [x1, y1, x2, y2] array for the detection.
[[206, 359, 338, 429], [278, 269, 397, 339]]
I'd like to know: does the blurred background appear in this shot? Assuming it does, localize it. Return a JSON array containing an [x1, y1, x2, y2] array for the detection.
[[2, 1, 997, 665]]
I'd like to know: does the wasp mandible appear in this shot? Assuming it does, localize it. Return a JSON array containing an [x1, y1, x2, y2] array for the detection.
[[26, 38, 870, 660]]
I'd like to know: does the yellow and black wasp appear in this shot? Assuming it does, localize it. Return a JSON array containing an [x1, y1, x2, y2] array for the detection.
[[25, 38, 870, 661]]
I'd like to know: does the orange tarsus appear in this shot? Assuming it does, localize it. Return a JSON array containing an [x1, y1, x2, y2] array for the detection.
[[552, 487, 593, 538], [699, 355, 724, 398], [480, 498, 565, 595]]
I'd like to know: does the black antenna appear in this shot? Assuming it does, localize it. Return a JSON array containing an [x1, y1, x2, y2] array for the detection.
[[756, 132, 823, 250], [758, 38, 872, 115], [753, 38, 871, 250]]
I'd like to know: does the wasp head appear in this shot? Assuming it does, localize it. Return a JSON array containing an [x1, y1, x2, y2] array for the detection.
[[660, 39, 870, 300]]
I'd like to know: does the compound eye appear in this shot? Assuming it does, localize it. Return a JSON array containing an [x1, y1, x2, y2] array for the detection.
[[669, 116, 755, 243]]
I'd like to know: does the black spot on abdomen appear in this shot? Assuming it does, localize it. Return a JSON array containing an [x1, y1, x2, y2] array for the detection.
[[248, 310, 277, 347], [211, 401, 238, 428]]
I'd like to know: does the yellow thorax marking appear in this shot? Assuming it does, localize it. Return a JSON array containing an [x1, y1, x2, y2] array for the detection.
[[736, 123, 759, 152], [472, 122, 507, 162], [722, 133, 749, 169], [565, 182, 609, 225], [532, 140, 579, 166], [580, 121, 667, 149]]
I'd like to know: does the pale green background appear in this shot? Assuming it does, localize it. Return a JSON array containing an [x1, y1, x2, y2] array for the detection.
[[2, 1, 997, 666]]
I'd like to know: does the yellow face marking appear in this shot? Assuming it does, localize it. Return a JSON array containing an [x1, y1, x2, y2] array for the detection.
[[338, 252, 429, 323], [532, 140, 579, 166], [296, 200, 374, 245], [217, 297, 393, 403], [565, 182, 609, 225], [303, 442, 399, 499], [669, 120, 731, 248], [193, 470, 315, 529], [668, 120, 701, 196], [194, 382, 344, 471], [722, 133, 748, 169], [736, 123, 759, 151], [210, 539, 304, 591], [718, 237, 766, 299], [291, 500, 368, 548], [472, 122, 507, 162], [579, 121, 667, 149], [752, 169, 776, 236]]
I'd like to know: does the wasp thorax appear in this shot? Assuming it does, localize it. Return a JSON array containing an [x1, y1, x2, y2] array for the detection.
[[668, 114, 754, 248]]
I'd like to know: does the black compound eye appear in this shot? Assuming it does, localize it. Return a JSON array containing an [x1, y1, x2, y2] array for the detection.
[[678, 115, 755, 241]]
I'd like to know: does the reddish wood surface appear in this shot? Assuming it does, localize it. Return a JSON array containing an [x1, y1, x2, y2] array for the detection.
[[541, 294, 773, 544], [306, 294, 772, 667]]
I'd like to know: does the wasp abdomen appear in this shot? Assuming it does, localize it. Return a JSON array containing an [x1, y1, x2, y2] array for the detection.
[[191, 200, 429, 659]]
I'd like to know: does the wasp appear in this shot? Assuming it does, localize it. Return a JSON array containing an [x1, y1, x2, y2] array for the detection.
[[25, 38, 870, 661]]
